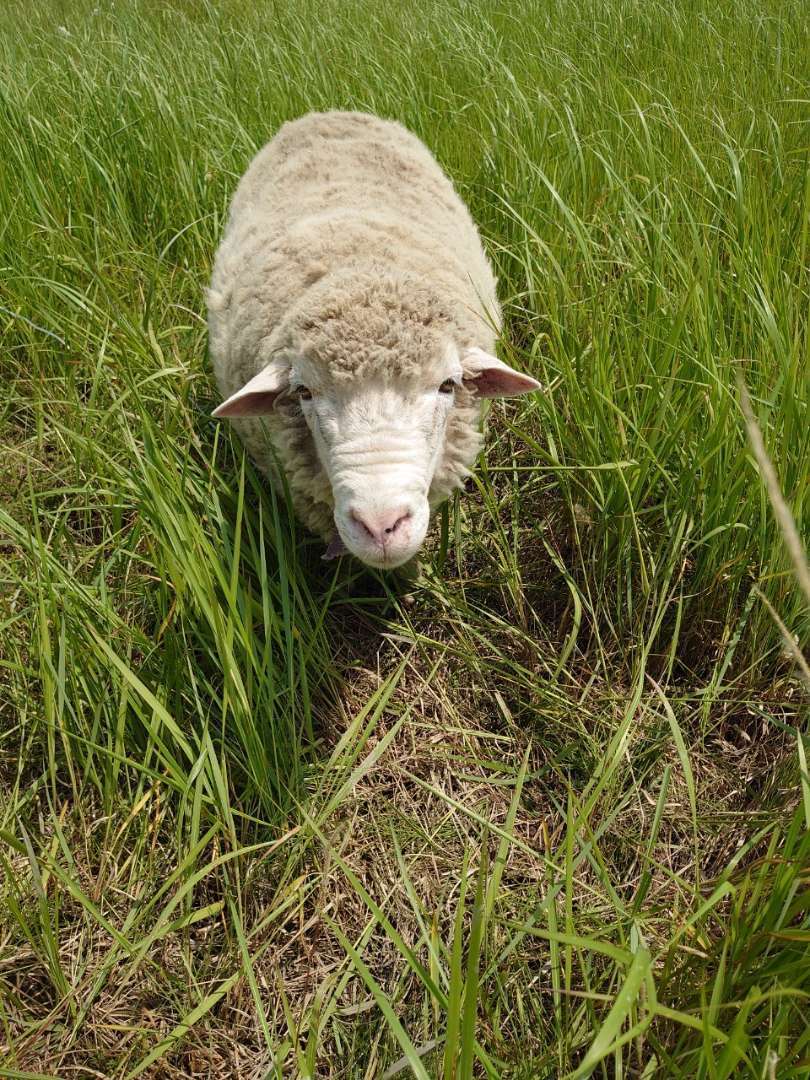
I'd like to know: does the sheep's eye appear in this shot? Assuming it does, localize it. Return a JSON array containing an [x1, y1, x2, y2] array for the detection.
[[439, 379, 457, 395], [294, 385, 312, 401]]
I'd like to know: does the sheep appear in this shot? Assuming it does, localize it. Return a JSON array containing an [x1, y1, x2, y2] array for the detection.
[[208, 110, 540, 569]]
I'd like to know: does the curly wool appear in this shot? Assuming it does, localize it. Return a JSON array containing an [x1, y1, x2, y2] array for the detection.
[[208, 111, 501, 538]]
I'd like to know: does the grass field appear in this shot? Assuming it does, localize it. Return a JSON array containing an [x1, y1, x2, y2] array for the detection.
[[1, 0, 809, 1075]]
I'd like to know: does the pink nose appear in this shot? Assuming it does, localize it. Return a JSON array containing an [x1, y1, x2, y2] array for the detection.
[[350, 507, 412, 546]]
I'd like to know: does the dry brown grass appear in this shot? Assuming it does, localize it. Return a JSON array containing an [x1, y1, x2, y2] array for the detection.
[[3, 621, 803, 1076]]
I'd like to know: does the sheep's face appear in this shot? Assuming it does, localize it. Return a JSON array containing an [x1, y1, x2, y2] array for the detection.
[[299, 374, 456, 567], [213, 344, 541, 569]]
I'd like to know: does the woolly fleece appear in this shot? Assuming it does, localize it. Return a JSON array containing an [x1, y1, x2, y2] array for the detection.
[[208, 110, 502, 539]]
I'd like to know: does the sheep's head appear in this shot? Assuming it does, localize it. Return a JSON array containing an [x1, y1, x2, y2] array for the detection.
[[214, 341, 540, 568]]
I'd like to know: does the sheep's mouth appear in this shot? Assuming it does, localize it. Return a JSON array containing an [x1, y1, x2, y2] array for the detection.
[[321, 533, 413, 569], [357, 553, 413, 571], [328, 531, 420, 570]]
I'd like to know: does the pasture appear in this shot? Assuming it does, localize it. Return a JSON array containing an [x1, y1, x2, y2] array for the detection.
[[1, 0, 808, 1075]]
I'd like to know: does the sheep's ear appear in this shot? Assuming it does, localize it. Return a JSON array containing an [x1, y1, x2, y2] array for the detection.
[[212, 361, 289, 418], [461, 346, 542, 398]]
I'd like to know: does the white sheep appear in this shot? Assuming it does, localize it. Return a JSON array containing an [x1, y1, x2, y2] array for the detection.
[[208, 111, 540, 568]]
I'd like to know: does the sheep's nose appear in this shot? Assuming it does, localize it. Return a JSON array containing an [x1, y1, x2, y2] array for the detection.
[[350, 507, 412, 546]]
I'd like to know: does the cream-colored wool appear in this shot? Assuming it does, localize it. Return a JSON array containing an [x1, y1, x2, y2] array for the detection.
[[208, 111, 537, 560]]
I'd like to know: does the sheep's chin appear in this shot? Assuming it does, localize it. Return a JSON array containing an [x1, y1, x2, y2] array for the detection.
[[350, 547, 417, 570], [338, 532, 427, 570]]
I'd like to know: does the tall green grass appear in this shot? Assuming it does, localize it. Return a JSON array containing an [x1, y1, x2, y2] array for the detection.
[[1, 0, 808, 1075]]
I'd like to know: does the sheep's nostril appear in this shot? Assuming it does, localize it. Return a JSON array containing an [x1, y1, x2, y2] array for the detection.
[[385, 513, 410, 536]]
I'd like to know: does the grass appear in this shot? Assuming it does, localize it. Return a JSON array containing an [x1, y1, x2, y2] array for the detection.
[[0, 0, 808, 1075]]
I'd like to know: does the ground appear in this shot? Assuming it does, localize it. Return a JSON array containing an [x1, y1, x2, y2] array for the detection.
[[0, 0, 808, 1076]]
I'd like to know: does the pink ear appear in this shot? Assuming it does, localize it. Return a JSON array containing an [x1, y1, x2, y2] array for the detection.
[[212, 361, 289, 418], [462, 347, 543, 399], [462, 347, 546, 399]]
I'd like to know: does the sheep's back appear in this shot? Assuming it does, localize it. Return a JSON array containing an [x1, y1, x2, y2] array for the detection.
[[211, 112, 499, 384]]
